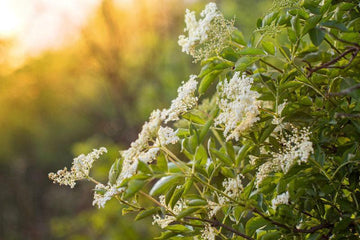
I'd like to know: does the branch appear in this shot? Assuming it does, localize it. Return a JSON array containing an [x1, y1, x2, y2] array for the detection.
[[328, 83, 360, 96], [294, 223, 333, 234], [306, 47, 359, 77], [334, 113, 360, 119], [184, 216, 255, 240]]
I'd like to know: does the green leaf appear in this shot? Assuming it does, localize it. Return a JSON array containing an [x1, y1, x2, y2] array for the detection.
[[235, 143, 251, 167], [169, 187, 185, 209], [198, 70, 222, 95], [259, 124, 276, 143], [194, 145, 208, 166], [137, 160, 152, 174], [108, 158, 122, 185], [165, 185, 177, 205], [150, 175, 183, 196], [210, 148, 233, 166], [166, 224, 191, 232], [238, 48, 265, 56], [291, 16, 301, 37], [235, 56, 259, 72], [187, 199, 207, 206], [157, 152, 168, 173], [135, 207, 160, 221], [309, 27, 325, 46], [321, 21, 347, 31], [182, 112, 205, 124], [124, 179, 146, 199], [232, 30, 246, 45], [262, 41, 275, 55], [176, 207, 200, 220], [261, 231, 281, 240], [302, 15, 322, 36], [246, 217, 268, 236], [155, 231, 178, 240]]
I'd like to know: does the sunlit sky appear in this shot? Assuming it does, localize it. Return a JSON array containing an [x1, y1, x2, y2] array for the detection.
[[0, 0, 138, 64]]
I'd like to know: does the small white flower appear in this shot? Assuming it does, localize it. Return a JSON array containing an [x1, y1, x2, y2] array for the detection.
[[165, 75, 198, 123], [272, 191, 290, 209], [48, 147, 107, 188], [256, 126, 313, 187], [92, 183, 123, 208], [201, 224, 217, 240], [157, 126, 179, 146], [222, 174, 244, 198], [152, 195, 187, 228], [215, 72, 260, 141], [178, 2, 234, 62]]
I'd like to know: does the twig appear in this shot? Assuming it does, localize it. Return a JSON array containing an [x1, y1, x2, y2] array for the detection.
[[306, 47, 359, 77], [259, 59, 284, 73], [334, 113, 360, 119], [184, 216, 255, 240], [328, 83, 360, 96]]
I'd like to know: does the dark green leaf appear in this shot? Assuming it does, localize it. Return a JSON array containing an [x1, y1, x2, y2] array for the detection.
[[309, 27, 325, 46]]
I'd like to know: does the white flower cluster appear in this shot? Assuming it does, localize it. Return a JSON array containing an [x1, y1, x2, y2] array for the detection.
[[48, 147, 107, 188], [152, 195, 187, 228], [157, 126, 179, 146], [208, 175, 243, 217], [165, 75, 198, 123], [272, 191, 290, 209], [178, 2, 234, 62], [118, 75, 198, 185], [92, 183, 122, 208], [256, 126, 313, 187], [201, 224, 217, 240], [50, 76, 198, 207], [215, 72, 260, 141]]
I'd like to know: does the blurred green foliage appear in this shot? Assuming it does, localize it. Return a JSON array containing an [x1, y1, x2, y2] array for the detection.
[[0, 0, 271, 239]]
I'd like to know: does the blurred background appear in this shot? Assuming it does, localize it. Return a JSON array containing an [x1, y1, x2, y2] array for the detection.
[[0, 0, 271, 239]]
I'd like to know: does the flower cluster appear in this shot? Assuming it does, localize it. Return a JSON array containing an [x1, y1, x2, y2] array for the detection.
[[208, 175, 243, 217], [92, 183, 122, 208], [152, 195, 187, 228], [256, 126, 313, 186], [215, 72, 260, 141], [165, 75, 198, 123], [48, 147, 107, 188], [178, 2, 234, 62], [272, 191, 290, 209], [201, 224, 217, 240]]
